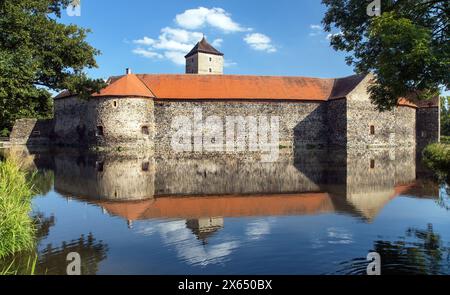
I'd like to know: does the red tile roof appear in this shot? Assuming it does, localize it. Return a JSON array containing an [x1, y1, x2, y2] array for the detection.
[[136, 74, 344, 101], [53, 73, 420, 107], [95, 193, 335, 220], [93, 74, 155, 98]]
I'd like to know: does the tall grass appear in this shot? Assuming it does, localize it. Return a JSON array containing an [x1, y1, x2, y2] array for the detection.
[[0, 254, 37, 275], [0, 157, 36, 259]]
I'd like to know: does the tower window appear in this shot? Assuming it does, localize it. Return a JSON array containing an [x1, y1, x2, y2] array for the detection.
[[209, 68, 212, 73], [96, 126, 104, 136], [142, 161, 150, 172], [370, 125, 375, 135], [209, 57, 212, 62], [96, 161, 104, 172], [141, 126, 149, 135], [370, 159, 375, 169], [113, 100, 117, 108]]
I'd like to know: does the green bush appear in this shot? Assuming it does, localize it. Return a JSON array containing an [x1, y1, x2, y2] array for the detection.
[[0, 158, 35, 259], [0, 129, 10, 137], [441, 136, 450, 144], [423, 143, 450, 180]]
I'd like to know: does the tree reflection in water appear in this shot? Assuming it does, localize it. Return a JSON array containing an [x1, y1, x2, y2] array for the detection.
[[0, 212, 108, 275], [37, 233, 108, 275], [335, 224, 450, 275]]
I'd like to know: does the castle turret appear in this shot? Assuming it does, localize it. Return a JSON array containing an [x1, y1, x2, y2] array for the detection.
[[185, 37, 224, 75]]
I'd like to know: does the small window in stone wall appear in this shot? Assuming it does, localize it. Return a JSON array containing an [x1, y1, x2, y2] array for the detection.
[[142, 161, 150, 172], [209, 57, 212, 62], [370, 159, 375, 169], [142, 126, 150, 135], [96, 126, 104, 136], [370, 125, 375, 135], [113, 100, 118, 108], [96, 161, 104, 172]]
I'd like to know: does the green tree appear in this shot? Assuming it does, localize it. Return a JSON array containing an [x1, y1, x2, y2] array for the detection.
[[322, 0, 449, 110], [0, 0, 106, 134]]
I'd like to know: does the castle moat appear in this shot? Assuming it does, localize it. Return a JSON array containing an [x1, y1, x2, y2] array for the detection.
[[1, 147, 449, 275]]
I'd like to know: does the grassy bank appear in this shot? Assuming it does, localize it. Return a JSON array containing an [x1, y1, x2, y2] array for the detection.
[[0, 158, 36, 259], [423, 143, 450, 181]]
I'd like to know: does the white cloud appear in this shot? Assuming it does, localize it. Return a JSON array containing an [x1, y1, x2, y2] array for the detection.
[[327, 227, 354, 245], [309, 24, 341, 42], [224, 59, 237, 68], [133, 37, 155, 46], [163, 51, 186, 66], [175, 7, 250, 33], [244, 33, 276, 53], [309, 24, 323, 37], [132, 48, 163, 59], [245, 219, 274, 241], [211, 38, 223, 48], [156, 220, 240, 266], [132, 7, 275, 65], [132, 27, 203, 65]]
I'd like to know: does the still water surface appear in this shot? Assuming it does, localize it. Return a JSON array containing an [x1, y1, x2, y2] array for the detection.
[[2, 147, 450, 274]]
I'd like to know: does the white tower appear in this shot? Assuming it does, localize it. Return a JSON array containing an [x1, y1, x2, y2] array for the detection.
[[185, 37, 224, 75]]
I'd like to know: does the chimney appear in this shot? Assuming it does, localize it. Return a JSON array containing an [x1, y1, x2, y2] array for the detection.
[[126, 68, 132, 75]]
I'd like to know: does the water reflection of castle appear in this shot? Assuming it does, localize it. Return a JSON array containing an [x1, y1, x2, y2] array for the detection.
[[21, 147, 439, 240]]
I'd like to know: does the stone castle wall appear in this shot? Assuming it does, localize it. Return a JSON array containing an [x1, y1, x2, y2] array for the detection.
[[345, 76, 417, 148], [54, 96, 88, 146], [153, 100, 328, 158], [87, 97, 154, 149], [326, 99, 347, 147], [417, 107, 440, 151], [53, 150, 155, 201], [16, 86, 437, 152], [10, 118, 53, 146], [53, 96, 154, 149]]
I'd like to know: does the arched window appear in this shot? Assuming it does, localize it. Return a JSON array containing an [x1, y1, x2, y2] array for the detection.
[[142, 161, 150, 172], [96, 126, 104, 136], [141, 126, 149, 135]]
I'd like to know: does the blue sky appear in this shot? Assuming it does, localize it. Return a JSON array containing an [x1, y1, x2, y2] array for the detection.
[[59, 0, 449, 97], [61, 0, 353, 79]]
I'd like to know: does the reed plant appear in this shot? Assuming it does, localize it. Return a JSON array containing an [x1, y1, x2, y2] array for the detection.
[[0, 156, 36, 259]]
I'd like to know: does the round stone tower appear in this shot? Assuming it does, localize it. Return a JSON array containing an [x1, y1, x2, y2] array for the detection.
[[86, 71, 155, 149]]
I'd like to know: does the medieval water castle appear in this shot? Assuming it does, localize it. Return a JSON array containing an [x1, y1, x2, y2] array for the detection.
[[10, 37, 440, 154]]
